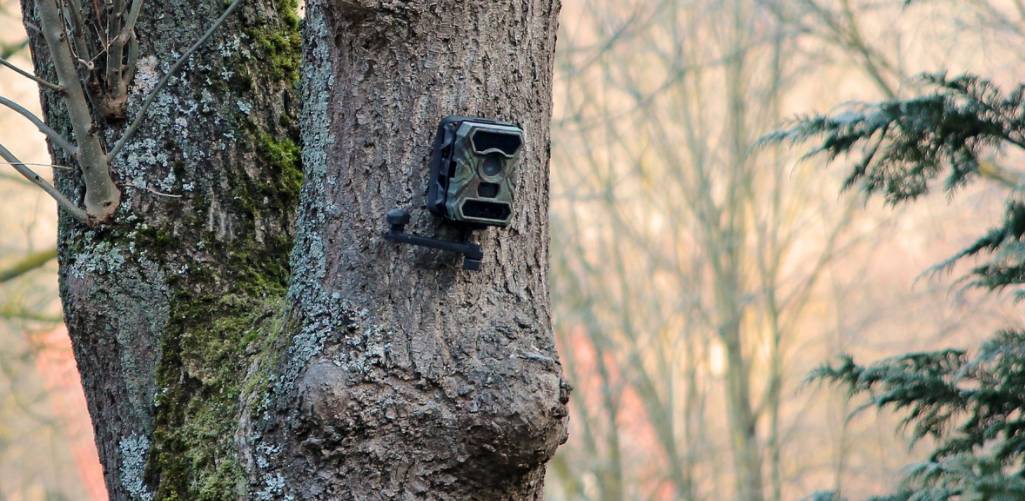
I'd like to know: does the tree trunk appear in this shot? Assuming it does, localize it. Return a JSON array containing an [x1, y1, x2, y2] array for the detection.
[[723, 319, 764, 501], [22, 0, 566, 498], [267, 1, 567, 498]]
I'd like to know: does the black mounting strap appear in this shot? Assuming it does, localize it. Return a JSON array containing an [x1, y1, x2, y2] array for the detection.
[[384, 208, 484, 271]]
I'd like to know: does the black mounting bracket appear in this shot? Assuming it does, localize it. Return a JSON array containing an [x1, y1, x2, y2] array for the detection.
[[384, 208, 484, 271]]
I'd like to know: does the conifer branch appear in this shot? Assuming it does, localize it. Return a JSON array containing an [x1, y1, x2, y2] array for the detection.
[[775, 71, 1025, 499]]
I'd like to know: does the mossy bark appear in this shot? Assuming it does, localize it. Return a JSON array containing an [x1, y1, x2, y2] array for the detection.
[[22, 0, 300, 498], [22, 0, 566, 498]]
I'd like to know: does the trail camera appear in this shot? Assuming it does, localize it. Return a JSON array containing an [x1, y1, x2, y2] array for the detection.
[[384, 116, 524, 271], [427, 117, 524, 227]]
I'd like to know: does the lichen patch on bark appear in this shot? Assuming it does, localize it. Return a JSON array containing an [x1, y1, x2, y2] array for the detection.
[[24, 0, 304, 498]]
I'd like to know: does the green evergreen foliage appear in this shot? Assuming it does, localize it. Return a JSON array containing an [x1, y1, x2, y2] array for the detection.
[[769, 73, 1025, 499], [811, 333, 1025, 500], [767, 73, 1023, 203]]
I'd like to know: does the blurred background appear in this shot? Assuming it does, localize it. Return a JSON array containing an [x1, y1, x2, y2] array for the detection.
[[0, 0, 1023, 500]]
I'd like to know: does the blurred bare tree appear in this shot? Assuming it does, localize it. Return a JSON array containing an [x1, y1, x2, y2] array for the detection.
[[549, 1, 863, 498], [547, 1, 1025, 500]]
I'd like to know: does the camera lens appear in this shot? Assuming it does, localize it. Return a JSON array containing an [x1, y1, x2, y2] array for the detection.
[[482, 155, 503, 177]]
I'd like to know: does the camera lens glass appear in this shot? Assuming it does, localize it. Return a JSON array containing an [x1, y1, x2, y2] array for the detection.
[[482, 155, 503, 177]]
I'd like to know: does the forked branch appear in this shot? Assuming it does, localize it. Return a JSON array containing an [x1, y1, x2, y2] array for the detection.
[[0, 0, 244, 225], [37, 0, 121, 223]]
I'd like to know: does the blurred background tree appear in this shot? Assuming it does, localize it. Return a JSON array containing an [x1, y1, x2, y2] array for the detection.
[[547, 0, 1025, 500]]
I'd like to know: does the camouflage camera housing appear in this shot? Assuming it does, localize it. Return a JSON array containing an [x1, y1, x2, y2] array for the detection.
[[427, 116, 524, 227]]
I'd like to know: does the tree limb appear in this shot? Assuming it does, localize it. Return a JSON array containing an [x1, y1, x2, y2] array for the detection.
[[62, 0, 92, 64], [0, 143, 90, 224], [108, 0, 144, 92], [37, 0, 121, 222], [0, 95, 77, 156], [106, 0, 127, 91], [0, 248, 57, 283]]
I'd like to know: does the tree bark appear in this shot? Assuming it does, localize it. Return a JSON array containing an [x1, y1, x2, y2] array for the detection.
[[257, 0, 568, 498], [22, 0, 566, 499]]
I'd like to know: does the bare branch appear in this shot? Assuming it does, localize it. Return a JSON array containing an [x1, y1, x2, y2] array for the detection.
[[121, 34, 139, 92], [0, 247, 57, 283], [62, 0, 91, 64], [0, 304, 63, 323], [38, 0, 121, 222], [120, 0, 144, 73], [0, 161, 73, 170], [118, 0, 144, 50], [0, 58, 60, 91], [105, 0, 125, 90], [0, 95, 77, 155], [0, 142, 90, 224], [108, 0, 144, 101], [109, 0, 244, 159]]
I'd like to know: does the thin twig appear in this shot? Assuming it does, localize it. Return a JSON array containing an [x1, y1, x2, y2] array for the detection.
[[119, 0, 144, 49], [120, 0, 144, 79], [62, 0, 92, 66], [0, 161, 74, 170], [106, 0, 125, 91], [0, 95, 78, 155], [121, 35, 139, 91], [0, 58, 61, 91], [109, 0, 244, 159], [0, 143, 90, 223], [111, 0, 144, 97]]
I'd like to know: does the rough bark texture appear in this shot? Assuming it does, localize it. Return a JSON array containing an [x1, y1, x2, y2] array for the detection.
[[254, 0, 568, 498], [23, 0, 565, 498], [23, 0, 301, 498]]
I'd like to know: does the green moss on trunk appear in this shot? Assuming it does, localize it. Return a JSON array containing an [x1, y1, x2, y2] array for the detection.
[[246, 0, 301, 84], [150, 290, 291, 500], [143, 0, 303, 497]]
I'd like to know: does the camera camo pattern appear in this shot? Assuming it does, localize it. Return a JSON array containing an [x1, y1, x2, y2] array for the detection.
[[443, 120, 524, 226]]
